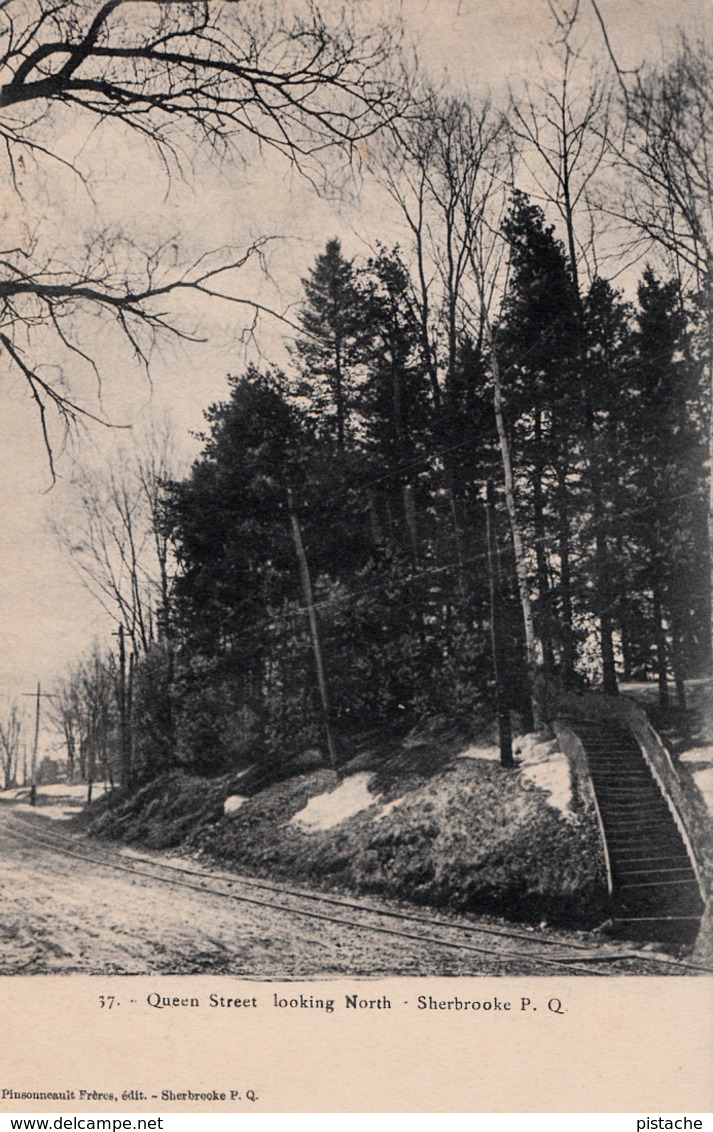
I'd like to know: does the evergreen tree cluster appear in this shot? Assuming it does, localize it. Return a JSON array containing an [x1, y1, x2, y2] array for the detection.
[[135, 203, 709, 777]]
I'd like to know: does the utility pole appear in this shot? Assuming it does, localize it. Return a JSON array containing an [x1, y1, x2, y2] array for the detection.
[[31, 682, 40, 786], [127, 650, 135, 778], [485, 481, 514, 769], [287, 489, 339, 773], [21, 683, 56, 796], [112, 624, 131, 787]]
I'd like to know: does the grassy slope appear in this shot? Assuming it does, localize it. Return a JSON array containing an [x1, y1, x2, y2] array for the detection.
[[77, 733, 609, 929]]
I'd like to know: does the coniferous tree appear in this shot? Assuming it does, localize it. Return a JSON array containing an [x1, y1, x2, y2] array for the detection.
[[497, 192, 580, 682], [166, 370, 306, 770], [629, 269, 707, 706], [578, 277, 636, 692], [294, 239, 366, 457], [357, 246, 433, 556]]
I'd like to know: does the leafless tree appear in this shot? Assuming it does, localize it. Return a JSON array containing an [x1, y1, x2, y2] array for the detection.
[[0, 1, 404, 169], [49, 418, 184, 785], [0, 700, 24, 788], [596, 30, 713, 656], [51, 647, 116, 796], [374, 87, 551, 727], [508, 5, 619, 691], [0, 0, 407, 475], [463, 158, 549, 729], [134, 417, 180, 643], [374, 90, 506, 405], [48, 666, 85, 782], [50, 420, 183, 651], [510, 5, 612, 289]]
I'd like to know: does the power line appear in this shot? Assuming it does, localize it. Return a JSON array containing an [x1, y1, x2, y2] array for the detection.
[[168, 481, 709, 659]]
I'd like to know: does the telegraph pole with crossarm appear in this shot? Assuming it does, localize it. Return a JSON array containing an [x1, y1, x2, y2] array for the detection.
[[21, 683, 57, 797]]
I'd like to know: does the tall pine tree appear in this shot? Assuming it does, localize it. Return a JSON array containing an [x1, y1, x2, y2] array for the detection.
[[497, 191, 580, 682], [294, 239, 365, 456]]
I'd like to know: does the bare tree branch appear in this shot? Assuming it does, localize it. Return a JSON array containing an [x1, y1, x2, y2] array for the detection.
[[0, 1, 406, 170], [50, 423, 185, 648], [0, 0, 407, 474]]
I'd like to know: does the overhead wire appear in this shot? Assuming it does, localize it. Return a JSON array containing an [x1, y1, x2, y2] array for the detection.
[[164, 479, 707, 663]]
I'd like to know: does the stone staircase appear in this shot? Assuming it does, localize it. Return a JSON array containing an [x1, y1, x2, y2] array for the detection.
[[561, 717, 704, 944]]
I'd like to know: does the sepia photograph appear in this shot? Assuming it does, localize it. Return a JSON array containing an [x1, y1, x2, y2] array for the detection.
[[0, 0, 712, 999]]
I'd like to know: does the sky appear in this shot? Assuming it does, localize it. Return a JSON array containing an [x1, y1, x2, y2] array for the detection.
[[0, 0, 708, 756]]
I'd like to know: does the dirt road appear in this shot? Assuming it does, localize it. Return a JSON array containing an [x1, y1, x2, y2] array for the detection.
[[0, 802, 689, 977]]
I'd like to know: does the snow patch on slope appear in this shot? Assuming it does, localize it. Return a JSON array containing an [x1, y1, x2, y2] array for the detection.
[[520, 755, 572, 817], [679, 745, 713, 817], [692, 767, 713, 815], [517, 736, 572, 818], [458, 734, 573, 817], [457, 745, 500, 761], [293, 772, 379, 831], [224, 795, 247, 815]]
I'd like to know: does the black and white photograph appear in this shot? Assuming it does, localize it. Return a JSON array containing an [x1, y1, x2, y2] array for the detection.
[[0, 0, 711, 986]]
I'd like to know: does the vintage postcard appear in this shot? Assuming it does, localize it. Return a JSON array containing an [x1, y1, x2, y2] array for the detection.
[[0, 0, 711, 1115]]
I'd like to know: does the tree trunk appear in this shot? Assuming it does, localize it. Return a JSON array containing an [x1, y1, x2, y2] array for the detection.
[[532, 410, 555, 676], [556, 464, 575, 683], [652, 585, 669, 709], [597, 532, 618, 695], [582, 370, 620, 696], [486, 481, 514, 768], [481, 311, 544, 730], [288, 490, 338, 772], [116, 624, 131, 787], [368, 490, 384, 547], [446, 479, 466, 596], [414, 223, 441, 412], [600, 608, 618, 696], [66, 734, 76, 784], [127, 651, 136, 784], [669, 603, 688, 714], [403, 483, 420, 564], [335, 339, 345, 456]]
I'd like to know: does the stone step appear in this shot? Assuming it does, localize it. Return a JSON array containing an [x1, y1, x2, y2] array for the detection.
[[560, 714, 704, 945]]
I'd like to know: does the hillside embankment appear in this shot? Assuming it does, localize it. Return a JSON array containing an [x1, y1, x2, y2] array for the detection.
[[69, 681, 713, 946], [75, 723, 612, 930]]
